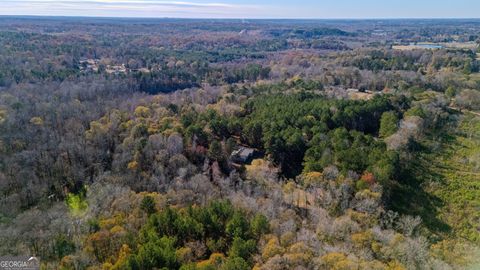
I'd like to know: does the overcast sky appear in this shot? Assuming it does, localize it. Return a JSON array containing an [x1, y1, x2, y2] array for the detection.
[[0, 0, 479, 19]]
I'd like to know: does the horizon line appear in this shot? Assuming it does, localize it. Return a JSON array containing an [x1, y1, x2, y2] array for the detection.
[[1, 14, 480, 20]]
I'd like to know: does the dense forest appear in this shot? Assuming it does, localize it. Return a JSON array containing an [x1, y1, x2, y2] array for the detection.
[[0, 17, 479, 269]]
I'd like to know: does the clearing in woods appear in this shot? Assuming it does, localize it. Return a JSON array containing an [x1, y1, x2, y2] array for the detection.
[[391, 112, 480, 266]]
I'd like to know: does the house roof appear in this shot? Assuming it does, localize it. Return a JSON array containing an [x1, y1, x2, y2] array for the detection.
[[231, 146, 255, 160]]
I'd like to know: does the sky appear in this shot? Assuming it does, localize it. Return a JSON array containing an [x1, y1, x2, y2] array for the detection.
[[0, 0, 479, 19]]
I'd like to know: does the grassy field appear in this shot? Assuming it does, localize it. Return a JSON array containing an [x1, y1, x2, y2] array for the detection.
[[391, 111, 480, 266], [393, 42, 478, 51], [428, 114, 480, 243]]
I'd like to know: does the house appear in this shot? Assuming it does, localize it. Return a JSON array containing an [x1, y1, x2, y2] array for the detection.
[[106, 64, 127, 75], [79, 59, 100, 73], [131, 67, 151, 73], [230, 146, 255, 164]]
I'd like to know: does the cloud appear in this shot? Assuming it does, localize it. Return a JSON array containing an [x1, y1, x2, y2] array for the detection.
[[2, 0, 241, 8], [0, 0, 264, 18]]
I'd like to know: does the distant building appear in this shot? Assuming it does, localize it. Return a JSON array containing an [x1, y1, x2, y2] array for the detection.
[[79, 58, 100, 73], [230, 146, 255, 164], [106, 64, 127, 75], [372, 29, 387, 36], [131, 67, 151, 73]]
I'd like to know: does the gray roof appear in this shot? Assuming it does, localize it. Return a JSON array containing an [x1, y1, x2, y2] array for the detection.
[[231, 146, 255, 161]]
